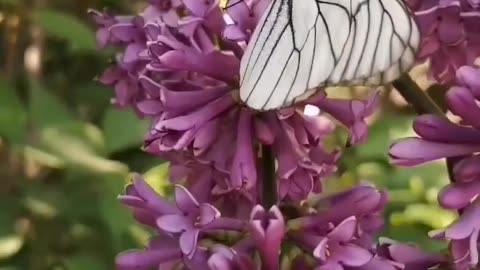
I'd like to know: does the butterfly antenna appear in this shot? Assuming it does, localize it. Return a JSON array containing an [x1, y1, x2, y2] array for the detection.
[[223, 0, 244, 10]]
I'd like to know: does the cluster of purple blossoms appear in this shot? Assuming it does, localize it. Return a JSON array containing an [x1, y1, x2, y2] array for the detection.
[[90, 0, 480, 269], [391, 66, 480, 269], [117, 175, 442, 270], [408, 0, 480, 84], [91, 0, 377, 207]]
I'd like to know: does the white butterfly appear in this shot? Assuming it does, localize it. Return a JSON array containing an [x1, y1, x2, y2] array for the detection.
[[232, 0, 420, 111]]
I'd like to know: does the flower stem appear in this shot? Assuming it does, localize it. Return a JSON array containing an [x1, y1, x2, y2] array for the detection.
[[392, 74, 457, 183], [392, 74, 444, 117], [262, 144, 276, 209]]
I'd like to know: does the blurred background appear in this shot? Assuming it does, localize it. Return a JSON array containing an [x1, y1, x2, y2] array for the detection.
[[0, 0, 453, 269]]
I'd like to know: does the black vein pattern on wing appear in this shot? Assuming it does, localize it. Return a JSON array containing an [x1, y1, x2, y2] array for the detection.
[[223, 0, 244, 10], [316, 1, 352, 63], [242, 0, 418, 110], [368, 1, 384, 78], [240, 0, 281, 87], [305, 19, 317, 92], [261, 51, 295, 109], [281, 0, 352, 106], [279, 0, 320, 107], [336, 1, 371, 82], [375, 0, 413, 79], [339, 0, 414, 85], [245, 25, 289, 102], [352, 1, 371, 77]]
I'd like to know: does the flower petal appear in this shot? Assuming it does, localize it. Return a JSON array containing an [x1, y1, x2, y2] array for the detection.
[[156, 214, 190, 233], [334, 244, 373, 266], [313, 237, 329, 261], [328, 216, 357, 242], [390, 138, 480, 166], [199, 203, 221, 226], [175, 185, 199, 213], [180, 229, 200, 258], [132, 175, 178, 214], [116, 248, 180, 270]]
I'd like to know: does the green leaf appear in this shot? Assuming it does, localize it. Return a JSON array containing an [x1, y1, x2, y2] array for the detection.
[[23, 146, 65, 169], [37, 123, 128, 174], [30, 82, 74, 129], [143, 163, 170, 196], [23, 197, 58, 218], [0, 81, 27, 143], [356, 114, 413, 159], [391, 203, 457, 229], [32, 10, 96, 51], [72, 83, 112, 107], [103, 109, 149, 154], [65, 255, 105, 270], [99, 176, 134, 248], [0, 200, 18, 236], [389, 163, 449, 190], [0, 235, 23, 261], [385, 224, 448, 252], [128, 225, 151, 247], [0, 0, 18, 6]]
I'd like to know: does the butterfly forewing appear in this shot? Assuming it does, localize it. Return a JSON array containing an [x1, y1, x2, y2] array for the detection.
[[238, 0, 420, 111]]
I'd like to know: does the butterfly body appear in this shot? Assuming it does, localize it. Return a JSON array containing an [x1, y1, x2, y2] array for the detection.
[[237, 0, 420, 110]]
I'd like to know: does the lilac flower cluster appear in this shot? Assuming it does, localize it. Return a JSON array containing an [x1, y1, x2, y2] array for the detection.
[[91, 0, 378, 205], [89, 0, 478, 269], [391, 66, 480, 269], [117, 175, 441, 270], [409, 0, 480, 84]]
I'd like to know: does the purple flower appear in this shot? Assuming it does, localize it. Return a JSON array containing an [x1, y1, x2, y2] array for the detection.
[[115, 235, 211, 270], [390, 66, 480, 167], [432, 198, 480, 268], [249, 205, 285, 270], [164, 156, 256, 219], [410, 0, 480, 84], [208, 244, 257, 270], [91, 10, 148, 109], [116, 235, 182, 270], [391, 65, 480, 268], [438, 178, 480, 209], [93, 0, 375, 196], [375, 240, 444, 270], [90, 0, 451, 269], [146, 0, 182, 26], [309, 92, 380, 144], [349, 240, 444, 270], [156, 185, 221, 258], [119, 174, 178, 226], [389, 117, 480, 166], [292, 217, 373, 269], [294, 184, 387, 232], [273, 112, 340, 201], [89, 10, 145, 48], [285, 185, 388, 269], [121, 175, 244, 260]]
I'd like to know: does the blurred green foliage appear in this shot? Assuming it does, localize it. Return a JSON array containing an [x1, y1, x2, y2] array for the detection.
[[0, 0, 451, 269], [0, 1, 161, 269]]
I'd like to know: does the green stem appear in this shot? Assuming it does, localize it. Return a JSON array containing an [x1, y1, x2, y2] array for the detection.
[[392, 74, 457, 183], [262, 144, 277, 209]]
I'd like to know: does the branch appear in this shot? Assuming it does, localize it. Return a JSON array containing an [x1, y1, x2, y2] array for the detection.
[[392, 74, 444, 117], [261, 144, 277, 209], [392, 74, 457, 184]]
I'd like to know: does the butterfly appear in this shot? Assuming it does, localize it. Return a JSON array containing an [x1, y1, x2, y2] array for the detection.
[[228, 0, 420, 111]]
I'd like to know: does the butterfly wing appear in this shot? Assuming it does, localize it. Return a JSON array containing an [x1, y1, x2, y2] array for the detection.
[[239, 0, 420, 111]]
